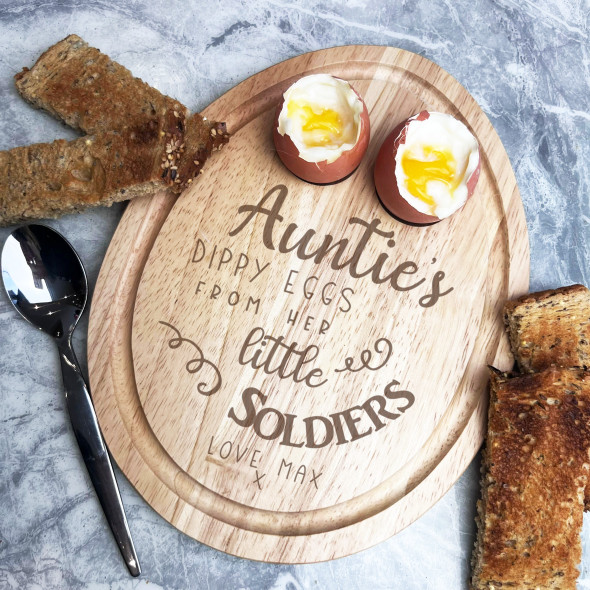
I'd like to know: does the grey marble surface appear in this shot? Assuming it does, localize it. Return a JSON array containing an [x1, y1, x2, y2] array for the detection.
[[0, 1, 589, 588]]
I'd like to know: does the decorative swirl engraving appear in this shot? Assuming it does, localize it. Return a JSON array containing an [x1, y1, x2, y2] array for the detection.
[[159, 321, 222, 396], [334, 337, 393, 374]]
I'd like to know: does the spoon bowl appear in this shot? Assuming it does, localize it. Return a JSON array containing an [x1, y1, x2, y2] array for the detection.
[[2, 224, 87, 339]]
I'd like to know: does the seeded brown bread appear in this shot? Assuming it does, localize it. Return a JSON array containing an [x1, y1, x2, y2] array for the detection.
[[504, 285, 590, 511], [14, 35, 228, 179], [1, 130, 159, 224], [503, 285, 590, 374], [2, 35, 229, 225], [14, 34, 229, 191], [0, 115, 227, 226], [15, 34, 184, 135], [471, 367, 590, 590]]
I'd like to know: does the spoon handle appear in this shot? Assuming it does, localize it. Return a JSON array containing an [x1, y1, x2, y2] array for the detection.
[[58, 339, 141, 577]]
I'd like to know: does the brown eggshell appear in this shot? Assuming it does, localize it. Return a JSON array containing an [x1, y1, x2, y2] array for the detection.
[[273, 84, 370, 184], [374, 110, 481, 225]]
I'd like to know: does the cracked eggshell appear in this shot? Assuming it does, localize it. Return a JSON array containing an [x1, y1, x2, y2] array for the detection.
[[374, 111, 481, 225], [273, 82, 370, 185]]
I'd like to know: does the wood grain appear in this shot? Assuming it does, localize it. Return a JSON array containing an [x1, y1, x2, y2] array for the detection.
[[88, 45, 529, 563]]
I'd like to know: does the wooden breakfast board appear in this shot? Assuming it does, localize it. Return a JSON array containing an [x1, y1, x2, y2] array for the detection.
[[87, 46, 529, 563]]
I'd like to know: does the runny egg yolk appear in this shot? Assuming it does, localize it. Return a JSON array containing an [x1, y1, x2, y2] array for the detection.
[[287, 101, 343, 147], [401, 146, 466, 208]]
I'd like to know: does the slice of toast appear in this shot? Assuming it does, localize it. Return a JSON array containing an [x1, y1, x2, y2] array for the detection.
[[1, 131, 160, 224], [2, 35, 229, 225], [0, 116, 223, 225], [504, 285, 590, 374], [15, 34, 184, 135], [14, 35, 229, 192], [471, 367, 590, 590], [14, 35, 229, 152]]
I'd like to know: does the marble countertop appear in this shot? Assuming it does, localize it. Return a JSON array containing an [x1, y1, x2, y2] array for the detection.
[[0, 1, 588, 588]]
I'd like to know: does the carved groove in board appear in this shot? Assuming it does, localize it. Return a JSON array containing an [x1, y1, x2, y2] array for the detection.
[[133, 85, 485, 519]]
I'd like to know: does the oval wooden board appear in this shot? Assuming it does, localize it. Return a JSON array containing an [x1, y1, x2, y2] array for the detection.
[[88, 46, 529, 563]]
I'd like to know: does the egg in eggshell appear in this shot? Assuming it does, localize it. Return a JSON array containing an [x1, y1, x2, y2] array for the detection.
[[273, 74, 370, 184], [374, 111, 481, 225]]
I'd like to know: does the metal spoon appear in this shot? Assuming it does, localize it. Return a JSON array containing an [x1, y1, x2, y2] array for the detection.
[[1, 224, 140, 577]]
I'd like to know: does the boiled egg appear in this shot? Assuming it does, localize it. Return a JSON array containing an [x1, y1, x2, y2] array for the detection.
[[273, 74, 370, 184], [374, 111, 480, 224]]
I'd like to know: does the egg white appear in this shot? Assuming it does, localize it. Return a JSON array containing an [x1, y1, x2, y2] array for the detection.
[[394, 112, 479, 219], [277, 74, 363, 164]]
